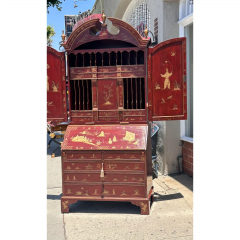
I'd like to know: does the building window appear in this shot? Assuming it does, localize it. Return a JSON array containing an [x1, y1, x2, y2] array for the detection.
[[67, 25, 72, 32], [179, 0, 193, 21]]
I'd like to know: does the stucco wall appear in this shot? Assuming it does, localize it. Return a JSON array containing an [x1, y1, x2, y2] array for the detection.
[[92, 0, 102, 14], [163, 0, 179, 41], [165, 121, 182, 173], [146, 0, 163, 43], [92, 0, 132, 34]]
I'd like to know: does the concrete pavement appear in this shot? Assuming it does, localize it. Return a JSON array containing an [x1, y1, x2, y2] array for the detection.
[[47, 134, 193, 240]]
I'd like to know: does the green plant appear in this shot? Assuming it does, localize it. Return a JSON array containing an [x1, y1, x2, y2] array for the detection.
[[47, 25, 56, 47], [47, 0, 65, 13]]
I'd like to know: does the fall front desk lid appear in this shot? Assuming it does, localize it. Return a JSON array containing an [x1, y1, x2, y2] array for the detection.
[[62, 125, 148, 150]]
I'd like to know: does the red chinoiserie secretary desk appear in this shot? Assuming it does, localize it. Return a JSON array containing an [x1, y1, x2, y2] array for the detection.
[[47, 13, 187, 215]]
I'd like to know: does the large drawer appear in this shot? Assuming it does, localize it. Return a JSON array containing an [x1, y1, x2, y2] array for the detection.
[[62, 151, 145, 161], [102, 184, 145, 198], [63, 161, 145, 172], [63, 184, 145, 198], [64, 152, 102, 160], [63, 172, 145, 184], [103, 161, 145, 171], [63, 172, 101, 183], [104, 152, 145, 161], [63, 161, 102, 171], [63, 184, 102, 197], [103, 172, 145, 183]]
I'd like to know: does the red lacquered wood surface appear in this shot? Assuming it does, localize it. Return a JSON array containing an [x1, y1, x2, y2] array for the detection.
[[47, 47, 67, 123], [98, 111, 118, 117], [148, 38, 187, 121], [62, 125, 148, 150]]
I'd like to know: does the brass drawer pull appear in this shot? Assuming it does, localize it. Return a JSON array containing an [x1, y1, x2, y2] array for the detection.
[[100, 163, 104, 178]]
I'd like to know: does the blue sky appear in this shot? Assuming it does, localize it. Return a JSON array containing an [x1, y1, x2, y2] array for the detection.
[[47, 0, 96, 51]]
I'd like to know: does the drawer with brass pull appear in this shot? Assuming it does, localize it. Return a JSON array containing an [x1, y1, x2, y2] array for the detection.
[[63, 172, 145, 184]]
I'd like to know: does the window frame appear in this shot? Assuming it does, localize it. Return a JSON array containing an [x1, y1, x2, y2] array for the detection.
[[178, 7, 193, 143]]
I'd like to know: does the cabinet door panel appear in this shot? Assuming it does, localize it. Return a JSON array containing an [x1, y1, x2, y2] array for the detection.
[[98, 79, 118, 110], [47, 47, 67, 123], [148, 38, 187, 121]]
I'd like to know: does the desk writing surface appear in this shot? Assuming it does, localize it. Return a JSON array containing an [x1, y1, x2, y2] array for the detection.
[[62, 125, 147, 150]]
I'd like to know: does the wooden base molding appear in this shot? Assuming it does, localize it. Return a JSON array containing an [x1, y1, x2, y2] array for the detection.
[[61, 192, 154, 215]]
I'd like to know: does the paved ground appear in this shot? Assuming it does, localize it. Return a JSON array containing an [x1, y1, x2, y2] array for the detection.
[[47, 135, 193, 240]]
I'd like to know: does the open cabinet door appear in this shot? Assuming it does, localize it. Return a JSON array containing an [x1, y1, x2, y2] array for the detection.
[[47, 46, 67, 123], [148, 38, 187, 121]]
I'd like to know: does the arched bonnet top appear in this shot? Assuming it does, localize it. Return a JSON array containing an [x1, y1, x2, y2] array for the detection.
[[62, 16, 150, 51]]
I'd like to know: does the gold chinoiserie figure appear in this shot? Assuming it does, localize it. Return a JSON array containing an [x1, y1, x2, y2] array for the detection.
[[161, 67, 172, 90]]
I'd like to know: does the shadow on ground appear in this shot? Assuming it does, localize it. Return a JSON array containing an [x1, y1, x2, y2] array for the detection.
[[47, 193, 62, 200], [68, 201, 141, 214], [153, 192, 184, 201]]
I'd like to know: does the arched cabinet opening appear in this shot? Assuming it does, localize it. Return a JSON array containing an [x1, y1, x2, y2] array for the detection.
[[117, 51, 122, 65], [103, 52, 109, 66], [130, 51, 137, 65], [137, 50, 144, 64], [84, 53, 91, 67], [96, 52, 102, 66], [122, 51, 129, 65], [69, 54, 76, 67], [76, 53, 83, 67], [110, 52, 116, 66], [91, 53, 96, 66]]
